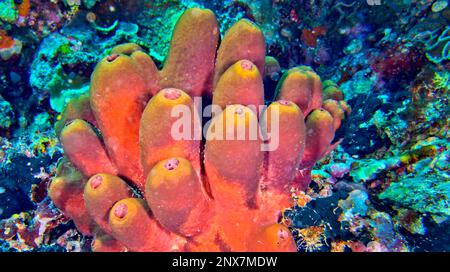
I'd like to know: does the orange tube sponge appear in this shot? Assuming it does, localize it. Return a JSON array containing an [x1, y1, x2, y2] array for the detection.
[[248, 224, 297, 252], [49, 7, 353, 252], [274, 67, 313, 114], [92, 233, 128, 252], [160, 8, 219, 97], [323, 85, 344, 101], [48, 176, 79, 212], [109, 198, 186, 251], [304, 67, 324, 112], [59, 119, 117, 177], [132, 51, 162, 95], [322, 99, 345, 131], [204, 105, 262, 251], [48, 175, 94, 235], [139, 88, 201, 176], [205, 105, 263, 205], [293, 109, 335, 190], [299, 109, 335, 187], [212, 60, 265, 114], [339, 100, 352, 116], [55, 93, 97, 137], [110, 43, 143, 55], [49, 159, 95, 235], [54, 157, 83, 180], [213, 19, 266, 87], [258, 101, 306, 223], [90, 51, 159, 188], [146, 157, 210, 237], [262, 100, 306, 190], [275, 66, 323, 115], [84, 174, 133, 234], [264, 56, 281, 80], [51, 160, 79, 196]]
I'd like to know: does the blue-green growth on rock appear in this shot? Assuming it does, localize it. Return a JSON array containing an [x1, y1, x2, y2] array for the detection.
[[338, 190, 369, 221], [0, 95, 14, 130], [0, 0, 18, 24], [432, 71, 450, 92], [416, 26, 450, 64], [379, 139, 450, 222], [29, 21, 146, 112]]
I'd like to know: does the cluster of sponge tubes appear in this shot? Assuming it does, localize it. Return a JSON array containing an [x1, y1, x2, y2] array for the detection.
[[48, 8, 350, 252]]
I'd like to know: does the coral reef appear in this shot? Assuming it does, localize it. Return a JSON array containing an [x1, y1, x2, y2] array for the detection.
[[0, 111, 60, 219], [0, 94, 14, 130], [48, 8, 349, 252], [0, 0, 19, 24], [29, 20, 144, 112], [0, 0, 449, 253]]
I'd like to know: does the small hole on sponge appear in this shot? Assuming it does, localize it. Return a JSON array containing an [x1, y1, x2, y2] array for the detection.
[[64, 119, 76, 127], [234, 107, 244, 115], [164, 158, 180, 170], [277, 100, 291, 106], [163, 88, 182, 100], [114, 203, 128, 219], [106, 54, 119, 62], [240, 60, 254, 71], [278, 228, 288, 240], [90, 175, 103, 189]]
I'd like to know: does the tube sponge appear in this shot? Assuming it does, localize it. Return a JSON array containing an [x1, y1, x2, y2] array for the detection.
[[59, 119, 117, 177], [323, 85, 344, 101], [204, 105, 263, 251], [275, 66, 323, 115], [205, 105, 263, 206], [49, 7, 352, 252], [322, 99, 345, 131], [48, 175, 94, 235], [160, 8, 219, 97], [84, 174, 133, 234], [139, 88, 201, 176], [262, 101, 306, 190], [301, 109, 335, 171], [55, 93, 97, 137], [91, 233, 127, 252], [109, 198, 186, 251], [248, 224, 297, 252], [212, 60, 265, 114], [90, 51, 159, 188], [274, 68, 313, 114], [145, 157, 210, 237], [214, 19, 266, 87]]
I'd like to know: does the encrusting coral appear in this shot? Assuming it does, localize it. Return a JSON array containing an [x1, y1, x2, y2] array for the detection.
[[48, 8, 350, 252]]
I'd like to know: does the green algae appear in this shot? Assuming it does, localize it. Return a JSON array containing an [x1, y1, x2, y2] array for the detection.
[[380, 172, 450, 217], [0, 0, 17, 24]]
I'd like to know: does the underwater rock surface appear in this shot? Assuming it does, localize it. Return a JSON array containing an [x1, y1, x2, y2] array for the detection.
[[0, 0, 449, 252]]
